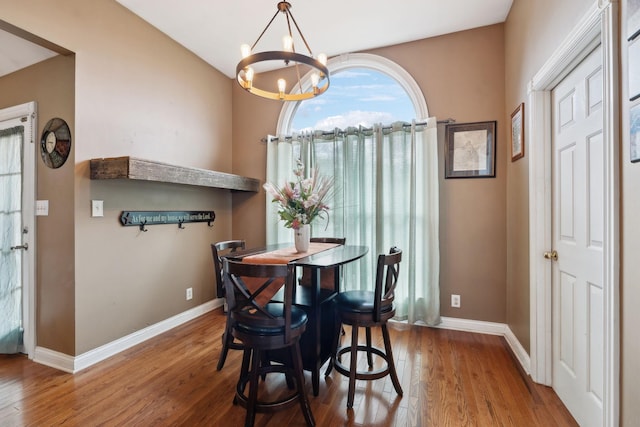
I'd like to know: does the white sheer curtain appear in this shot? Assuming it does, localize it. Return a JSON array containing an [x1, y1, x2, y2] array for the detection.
[[265, 119, 440, 325], [0, 126, 24, 353]]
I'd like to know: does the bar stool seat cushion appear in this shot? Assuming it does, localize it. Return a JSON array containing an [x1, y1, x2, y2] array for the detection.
[[235, 304, 308, 336], [336, 291, 393, 315]]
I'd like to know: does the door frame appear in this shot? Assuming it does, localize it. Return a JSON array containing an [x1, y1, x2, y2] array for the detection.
[[528, 1, 619, 425], [0, 101, 37, 358]]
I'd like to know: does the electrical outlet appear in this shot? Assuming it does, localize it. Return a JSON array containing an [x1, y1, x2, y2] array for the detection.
[[451, 294, 461, 308], [186, 287, 193, 300]]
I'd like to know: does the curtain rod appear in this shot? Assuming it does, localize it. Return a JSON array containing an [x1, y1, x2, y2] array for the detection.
[[261, 118, 456, 143]]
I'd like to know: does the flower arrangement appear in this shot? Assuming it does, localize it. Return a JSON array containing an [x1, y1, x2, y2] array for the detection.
[[263, 161, 333, 229]]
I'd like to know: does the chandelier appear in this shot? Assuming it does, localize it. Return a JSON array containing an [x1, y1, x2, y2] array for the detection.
[[236, 1, 330, 101]]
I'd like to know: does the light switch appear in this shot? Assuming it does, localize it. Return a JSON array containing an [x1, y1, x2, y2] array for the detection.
[[91, 200, 104, 217], [36, 200, 49, 216]]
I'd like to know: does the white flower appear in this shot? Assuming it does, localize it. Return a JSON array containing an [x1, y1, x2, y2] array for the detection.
[[262, 161, 333, 229]]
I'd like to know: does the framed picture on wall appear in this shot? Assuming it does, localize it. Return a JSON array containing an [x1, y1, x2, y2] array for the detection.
[[631, 103, 640, 163], [628, 0, 640, 40], [444, 121, 496, 178], [510, 103, 525, 161], [630, 37, 640, 101]]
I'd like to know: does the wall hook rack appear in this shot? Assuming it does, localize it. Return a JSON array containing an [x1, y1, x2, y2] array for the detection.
[[120, 210, 216, 231]]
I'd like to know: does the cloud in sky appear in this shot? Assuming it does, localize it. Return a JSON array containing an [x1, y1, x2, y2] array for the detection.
[[332, 70, 372, 79], [294, 110, 395, 132], [292, 68, 415, 132], [360, 95, 397, 102]]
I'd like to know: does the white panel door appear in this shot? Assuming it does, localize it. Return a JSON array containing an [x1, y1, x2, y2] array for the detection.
[[551, 45, 604, 426]]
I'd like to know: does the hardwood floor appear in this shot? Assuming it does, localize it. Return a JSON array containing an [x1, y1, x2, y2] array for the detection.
[[0, 309, 577, 426]]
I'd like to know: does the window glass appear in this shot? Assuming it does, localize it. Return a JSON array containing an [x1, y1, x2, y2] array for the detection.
[[291, 68, 416, 132]]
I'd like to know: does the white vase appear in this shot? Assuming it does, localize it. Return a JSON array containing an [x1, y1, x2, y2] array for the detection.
[[294, 224, 310, 253]]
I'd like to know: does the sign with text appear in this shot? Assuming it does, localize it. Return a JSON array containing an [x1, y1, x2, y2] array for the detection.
[[120, 210, 215, 228]]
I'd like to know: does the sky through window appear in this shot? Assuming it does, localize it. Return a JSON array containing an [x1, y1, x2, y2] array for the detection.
[[291, 68, 416, 133]]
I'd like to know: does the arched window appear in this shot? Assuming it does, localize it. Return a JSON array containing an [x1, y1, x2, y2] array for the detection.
[[277, 53, 429, 135]]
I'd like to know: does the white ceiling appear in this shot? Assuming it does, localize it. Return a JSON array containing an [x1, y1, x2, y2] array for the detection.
[[1, 0, 513, 79], [116, 0, 514, 78], [0, 29, 57, 77]]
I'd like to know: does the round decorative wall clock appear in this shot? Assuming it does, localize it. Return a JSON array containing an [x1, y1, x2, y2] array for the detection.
[[40, 118, 71, 169]]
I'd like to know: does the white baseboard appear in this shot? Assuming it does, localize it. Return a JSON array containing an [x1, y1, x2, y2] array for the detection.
[[436, 316, 508, 335], [34, 299, 222, 373], [33, 346, 75, 373], [503, 325, 531, 375], [434, 316, 531, 375]]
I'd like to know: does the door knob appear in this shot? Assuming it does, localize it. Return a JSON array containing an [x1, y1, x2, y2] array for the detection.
[[543, 250, 558, 261], [10, 243, 28, 251]]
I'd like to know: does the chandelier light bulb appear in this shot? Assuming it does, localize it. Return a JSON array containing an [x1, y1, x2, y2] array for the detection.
[[240, 44, 251, 59], [317, 53, 327, 66], [277, 78, 287, 98], [282, 35, 293, 52], [311, 73, 320, 95], [245, 67, 254, 84]]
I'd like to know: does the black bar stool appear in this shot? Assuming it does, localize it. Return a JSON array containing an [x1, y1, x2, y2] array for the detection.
[[211, 240, 245, 371], [329, 247, 403, 408], [223, 258, 315, 427]]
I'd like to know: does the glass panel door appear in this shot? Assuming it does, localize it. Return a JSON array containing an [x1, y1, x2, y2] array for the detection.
[[0, 120, 25, 353]]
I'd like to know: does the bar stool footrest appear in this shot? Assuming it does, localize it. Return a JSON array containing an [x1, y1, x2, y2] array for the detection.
[[334, 345, 392, 381], [235, 364, 303, 413]]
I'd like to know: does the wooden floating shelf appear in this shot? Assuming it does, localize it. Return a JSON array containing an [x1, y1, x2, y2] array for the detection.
[[89, 156, 260, 192]]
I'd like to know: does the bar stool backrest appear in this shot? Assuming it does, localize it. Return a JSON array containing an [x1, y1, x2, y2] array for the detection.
[[211, 240, 246, 299], [373, 246, 402, 322]]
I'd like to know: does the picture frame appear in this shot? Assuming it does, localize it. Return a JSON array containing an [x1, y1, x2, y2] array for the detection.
[[444, 121, 496, 179], [510, 103, 525, 161], [628, 0, 640, 41], [631, 103, 640, 163], [630, 37, 640, 101]]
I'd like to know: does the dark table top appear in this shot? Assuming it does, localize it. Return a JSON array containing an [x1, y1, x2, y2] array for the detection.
[[226, 243, 368, 269], [292, 244, 368, 268]]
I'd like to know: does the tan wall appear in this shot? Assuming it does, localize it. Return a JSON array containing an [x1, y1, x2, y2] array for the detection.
[[503, 0, 594, 353], [233, 24, 508, 323], [0, 55, 76, 353], [1, 0, 235, 354]]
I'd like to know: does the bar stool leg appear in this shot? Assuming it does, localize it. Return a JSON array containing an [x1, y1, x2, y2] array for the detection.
[[234, 349, 252, 405], [325, 314, 343, 377], [381, 324, 403, 396], [291, 342, 315, 426], [217, 316, 234, 370], [347, 325, 359, 408], [365, 327, 373, 368], [245, 349, 261, 427]]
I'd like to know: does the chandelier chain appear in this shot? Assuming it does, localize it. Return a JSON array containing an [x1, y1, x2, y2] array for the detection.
[[286, 7, 313, 55], [251, 9, 281, 51]]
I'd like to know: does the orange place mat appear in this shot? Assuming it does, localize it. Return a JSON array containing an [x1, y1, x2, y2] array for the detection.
[[240, 242, 339, 304], [242, 242, 339, 265]]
